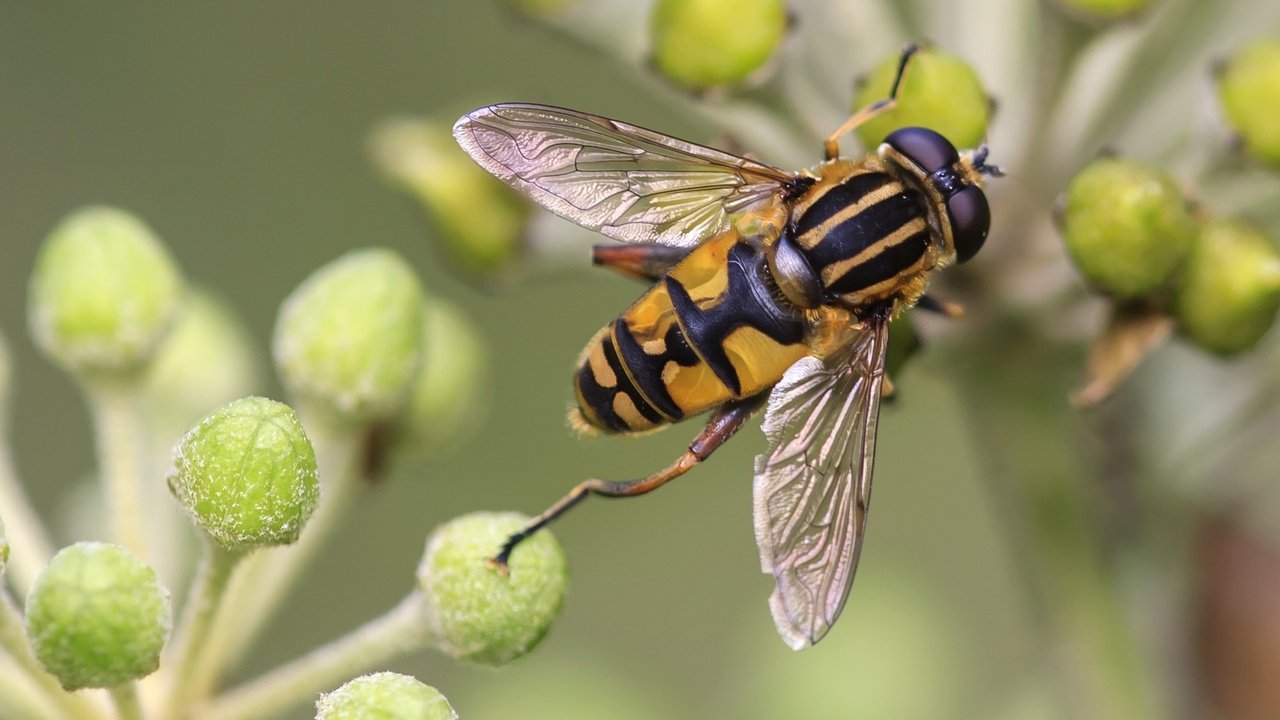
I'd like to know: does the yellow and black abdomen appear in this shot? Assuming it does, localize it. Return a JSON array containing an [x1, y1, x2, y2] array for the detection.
[[573, 230, 809, 434]]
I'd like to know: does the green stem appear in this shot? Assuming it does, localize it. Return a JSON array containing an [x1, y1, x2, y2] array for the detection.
[[108, 683, 144, 720], [0, 586, 107, 720], [165, 540, 244, 715], [194, 593, 432, 720], [0, 426, 55, 597], [83, 378, 151, 563], [186, 415, 360, 698], [0, 656, 61, 720]]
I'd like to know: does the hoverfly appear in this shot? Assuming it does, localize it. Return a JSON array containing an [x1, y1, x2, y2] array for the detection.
[[453, 45, 1000, 649]]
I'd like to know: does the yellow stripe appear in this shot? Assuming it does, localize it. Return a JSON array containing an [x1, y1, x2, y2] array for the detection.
[[842, 252, 934, 305], [819, 217, 928, 286], [796, 180, 901, 250]]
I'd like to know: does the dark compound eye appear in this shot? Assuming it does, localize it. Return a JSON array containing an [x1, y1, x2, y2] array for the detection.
[[947, 185, 990, 263], [884, 127, 959, 174]]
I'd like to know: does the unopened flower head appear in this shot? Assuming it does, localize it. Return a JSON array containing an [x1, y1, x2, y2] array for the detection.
[[273, 248, 424, 425], [650, 0, 788, 90], [25, 542, 170, 690], [417, 512, 568, 666], [169, 396, 319, 551], [317, 673, 458, 720], [28, 206, 183, 377], [854, 47, 990, 150], [401, 299, 490, 453], [1175, 219, 1280, 355]]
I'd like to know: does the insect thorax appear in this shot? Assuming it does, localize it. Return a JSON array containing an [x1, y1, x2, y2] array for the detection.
[[774, 160, 942, 313]]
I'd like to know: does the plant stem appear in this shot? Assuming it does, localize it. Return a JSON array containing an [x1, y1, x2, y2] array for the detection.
[[165, 540, 244, 715], [108, 684, 144, 720], [195, 593, 432, 720], [0, 586, 107, 720], [0, 655, 61, 720], [185, 413, 360, 698], [0, 427, 55, 597], [83, 378, 151, 563]]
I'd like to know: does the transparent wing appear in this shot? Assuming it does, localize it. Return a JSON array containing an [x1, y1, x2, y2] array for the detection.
[[752, 317, 890, 650], [453, 103, 796, 247]]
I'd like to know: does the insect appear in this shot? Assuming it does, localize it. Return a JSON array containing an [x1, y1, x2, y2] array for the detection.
[[453, 45, 1000, 649]]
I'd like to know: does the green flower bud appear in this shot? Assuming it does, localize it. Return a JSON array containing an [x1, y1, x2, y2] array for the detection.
[[371, 119, 529, 280], [650, 0, 788, 90], [1059, 158, 1197, 298], [169, 396, 319, 550], [1053, 0, 1155, 21], [274, 249, 424, 424], [317, 673, 457, 720], [25, 542, 170, 690], [417, 512, 568, 666], [1175, 219, 1280, 355], [28, 207, 183, 377], [1217, 39, 1280, 166], [854, 48, 990, 150], [147, 288, 261, 432], [401, 299, 489, 453]]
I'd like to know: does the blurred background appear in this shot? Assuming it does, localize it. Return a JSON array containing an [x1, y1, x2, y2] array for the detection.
[[4, 1, 1280, 718]]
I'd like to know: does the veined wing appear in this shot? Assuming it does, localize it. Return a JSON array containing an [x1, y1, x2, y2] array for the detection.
[[453, 103, 796, 247], [752, 316, 890, 650]]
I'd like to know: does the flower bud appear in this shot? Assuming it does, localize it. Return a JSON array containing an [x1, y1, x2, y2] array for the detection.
[[273, 249, 424, 424], [1175, 219, 1280, 355], [1059, 158, 1197, 298], [417, 512, 568, 666], [1217, 39, 1280, 166], [371, 119, 529, 280], [650, 0, 788, 90], [28, 207, 183, 377], [854, 47, 990, 151], [169, 396, 319, 550], [317, 673, 457, 720], [1053, 0, 1155, 22], [146, 288, 261, 432], [401, 299, 489, 453], [25, 542, 170, 690]]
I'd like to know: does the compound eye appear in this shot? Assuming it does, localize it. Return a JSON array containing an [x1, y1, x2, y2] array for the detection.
[[948, 185, 990, 263], [884, 127, 959, 174]]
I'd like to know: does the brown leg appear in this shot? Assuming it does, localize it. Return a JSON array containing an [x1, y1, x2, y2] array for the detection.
[[824, 42, 920, 160], [489, 395, 766, 572], [592, 243, 690, 282]]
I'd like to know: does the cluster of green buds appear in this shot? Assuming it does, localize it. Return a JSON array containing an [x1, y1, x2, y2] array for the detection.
[[1, 206, 568, 719], [1058, 114, 1280, 403]]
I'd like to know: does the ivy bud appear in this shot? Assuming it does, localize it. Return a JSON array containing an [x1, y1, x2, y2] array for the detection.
[[854, 47, 990, 150], [1217, 39, 1280, 166], [317, 673, 458, 720], [417, 512, 568, 666], [169, 396, 319, 551], [650, 0, 788, 90], [1053, 0, 1155, 22], [28, 207, 183, 377], [146, 289, 261, 432], [401, 300, 489, 453], [371, 119, 529, 280], [1059, 158, 1197, 298], [25, 542, 170, 690], [1175, 219, 1280, 355], [273, 249, 424, 424]]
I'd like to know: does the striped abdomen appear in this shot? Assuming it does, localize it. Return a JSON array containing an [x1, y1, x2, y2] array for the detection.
[[573, 230, 808, 434], [786, 163, 938, 308]]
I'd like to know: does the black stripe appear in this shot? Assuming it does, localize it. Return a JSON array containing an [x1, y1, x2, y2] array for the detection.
[[792, 172, 894, 241], [665, 242, 806, 398], [826, 230, 929, 295], [804, 191, 924, 271], [574, 336, 663, 432], [612, 319, 684, 420]]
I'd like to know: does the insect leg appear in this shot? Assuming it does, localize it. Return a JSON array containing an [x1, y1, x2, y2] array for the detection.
[[489, 395, 767, 572], [917, 294, 965, 319], [592, 243, 690, 282], [824, 43, 920, 160]]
